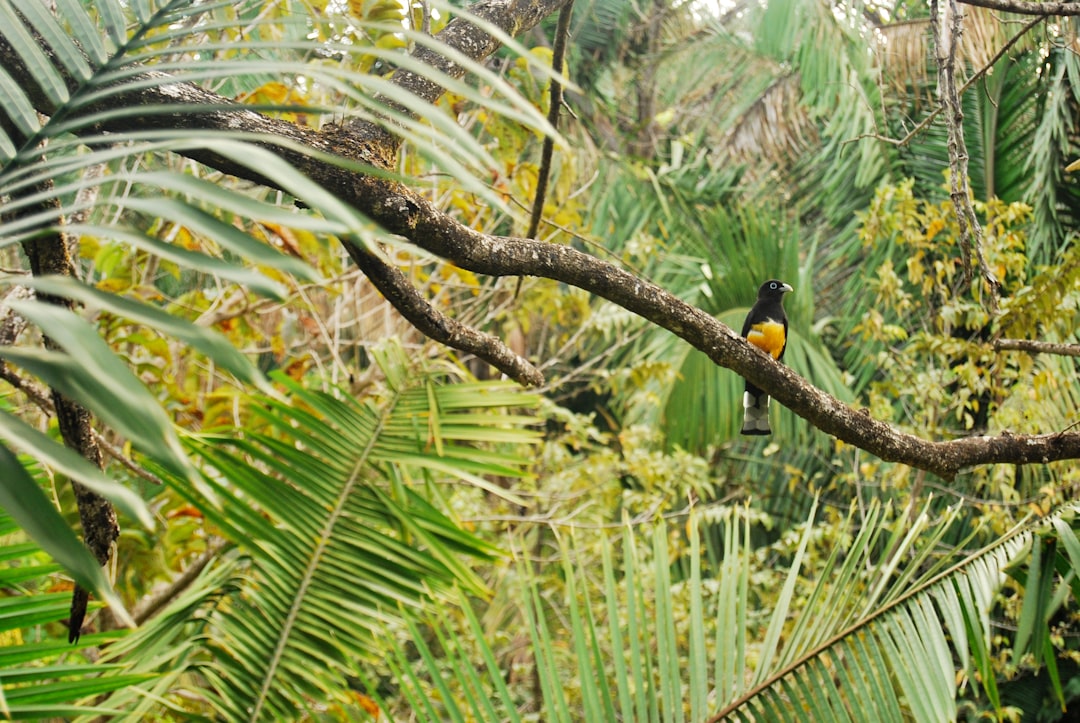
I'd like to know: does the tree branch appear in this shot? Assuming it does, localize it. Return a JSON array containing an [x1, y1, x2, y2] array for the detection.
[[852, 14, 1045, 150], [131, 539, 228, 625], [2, 184, 118, 644], [932, 0, 1000, 303], [341, 241, 544, 385], [525, 0, 574, 241], [957, 0, 1080, 15], [995, 338, 1080, 356]]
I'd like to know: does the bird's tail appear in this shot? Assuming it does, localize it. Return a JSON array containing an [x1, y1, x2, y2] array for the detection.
[[741, 382, 771, 435]]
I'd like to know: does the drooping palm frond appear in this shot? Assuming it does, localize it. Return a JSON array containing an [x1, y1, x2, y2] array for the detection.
[[0, 0, 555, 580], [374, 497, 1080, 721], [112, 341, 541, 721], [0, 507, 154, 720], [1026, 47, 1080, 265]]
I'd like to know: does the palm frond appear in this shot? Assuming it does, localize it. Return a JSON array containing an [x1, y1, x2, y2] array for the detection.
[[0, 506, 153, 720], [142, 341, 539, 721], [85, 548, 247, 721], [0, 0, 553, 575], [1027, 48, 1080, 264], [372, 496, 1080, 721], [715, 498, 1032, 720]]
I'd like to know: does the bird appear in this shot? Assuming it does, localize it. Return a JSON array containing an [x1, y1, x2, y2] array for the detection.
[[740, 279, 793, 435]]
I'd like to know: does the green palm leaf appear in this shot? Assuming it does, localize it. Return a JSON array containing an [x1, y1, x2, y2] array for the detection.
[[0, 507, 153, 720], [138, 343, 540, 721], [374, 498, 1079, 721], [0, 0, 553, 589]]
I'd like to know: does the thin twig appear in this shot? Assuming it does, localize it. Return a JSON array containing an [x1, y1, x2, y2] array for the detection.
[[515, 0, 575, 300], [525, 0, 574, 241], [851, 14, 1045, 149], [131, 539, 228, 624], [0, 363, 164, 485], [91, 431, 164, 486], [994, 338, 1080, 356]]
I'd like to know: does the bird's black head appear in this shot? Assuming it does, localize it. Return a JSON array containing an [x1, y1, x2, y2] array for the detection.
[[757, 279, 793, 299]]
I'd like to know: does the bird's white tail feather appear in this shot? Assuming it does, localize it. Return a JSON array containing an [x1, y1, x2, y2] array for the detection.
[[741, 391, 771, 434]]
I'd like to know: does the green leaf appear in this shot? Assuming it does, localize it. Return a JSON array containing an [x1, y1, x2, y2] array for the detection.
[[52, 0, 109, 65], [150, 349, 536, 721], [0, 408, 152, 528], [12, 1, 93, 82], [0, 446, 132, 628], [0, 66, 39, 148], [16, 275, 267, 391], [0, 2, 69, 107], [3, 300, 195, 482], [64, 224, 289, 299]]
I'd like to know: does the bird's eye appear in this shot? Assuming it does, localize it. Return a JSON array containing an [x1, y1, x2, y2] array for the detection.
[[769, 282, 777, 289]]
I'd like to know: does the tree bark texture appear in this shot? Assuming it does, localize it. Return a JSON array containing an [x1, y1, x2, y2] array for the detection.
[[7, 186, 118, 643]]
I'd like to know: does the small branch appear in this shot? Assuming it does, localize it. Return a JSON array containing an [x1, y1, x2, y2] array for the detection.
[[516, 0, 574, 300], [525, 0, 574, 241], [932, 0, 1000, 305], [92, 431, 164, 486], [957, 0, 1080, 15], [131, 540, 227, 625], [851, 14, 1044, 150], [994, 338, 1080, 356], [0, 360, 53, 410], [342, 241, 544, 386]]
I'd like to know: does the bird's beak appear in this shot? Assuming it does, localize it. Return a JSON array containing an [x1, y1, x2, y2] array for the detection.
[[782, 283, 793, 293]]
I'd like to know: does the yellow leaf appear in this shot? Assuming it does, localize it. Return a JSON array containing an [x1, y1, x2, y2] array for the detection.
[[96, 277, 131, 294], [242, 81, 289, 105], [175, 225, 200, 251]]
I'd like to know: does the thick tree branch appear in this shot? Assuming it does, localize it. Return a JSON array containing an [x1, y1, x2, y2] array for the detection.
[[0, 126, 536, 390], [5, 0, 1080, 480], [342, 241, 544, 385], [957, 0, 1080, 14]]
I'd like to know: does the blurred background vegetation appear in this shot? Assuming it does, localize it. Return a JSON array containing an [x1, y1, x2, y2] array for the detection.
[[2, 0, 1080, 720]]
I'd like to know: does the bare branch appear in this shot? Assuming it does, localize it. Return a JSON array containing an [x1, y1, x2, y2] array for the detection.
[[995, 338, 1080, 356], [850, 14, 1044, 149], [932, 0, 1000, 304], [342, 241, 544, 386], [131, 539, 229, 625], [958, 0, 1080, 15], [526, 0, 574, 241]]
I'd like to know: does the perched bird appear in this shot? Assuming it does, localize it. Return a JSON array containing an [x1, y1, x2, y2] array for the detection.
[[740, 280, 793, 435]]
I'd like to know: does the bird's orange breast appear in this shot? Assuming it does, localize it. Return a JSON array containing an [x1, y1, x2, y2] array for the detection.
[[747, 320, 785, 359]]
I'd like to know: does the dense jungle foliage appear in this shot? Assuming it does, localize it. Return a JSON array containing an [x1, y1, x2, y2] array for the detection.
[[2, 0, 1080, 720]]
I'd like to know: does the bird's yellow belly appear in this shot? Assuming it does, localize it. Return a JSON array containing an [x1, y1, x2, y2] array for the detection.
[[747, 321, 785, 359]]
